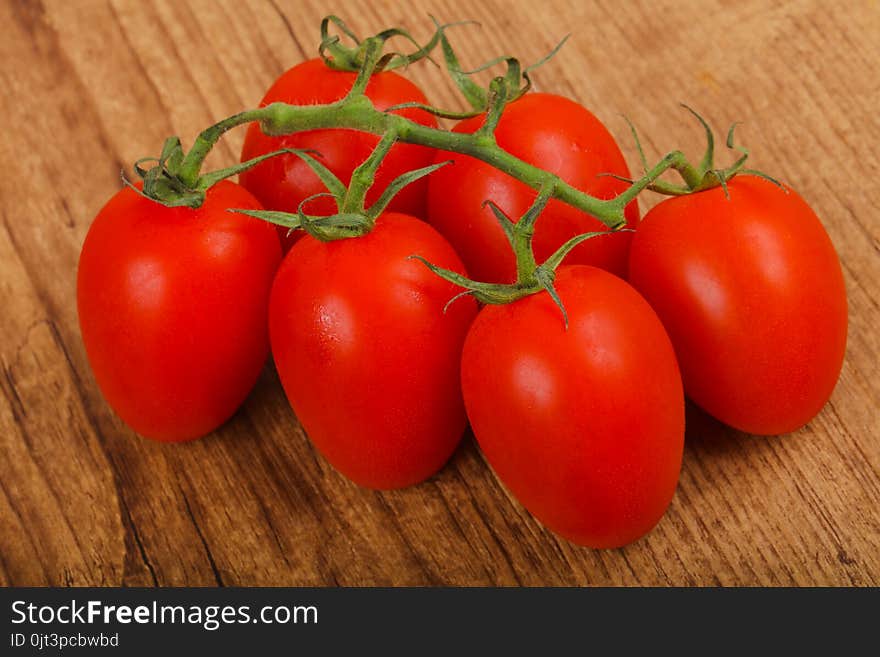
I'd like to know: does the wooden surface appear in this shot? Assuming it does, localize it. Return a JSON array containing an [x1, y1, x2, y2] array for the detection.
[[1, 0, 878, 587]]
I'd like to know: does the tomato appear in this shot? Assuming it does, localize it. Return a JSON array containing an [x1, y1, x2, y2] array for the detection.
[[461, 266, 684, 548], [240, 58, 438, 251], [426, 93, 639, 283], [77, 181, 281, 442], [628, 175, 847, 435], [269, 213, 477, 489]]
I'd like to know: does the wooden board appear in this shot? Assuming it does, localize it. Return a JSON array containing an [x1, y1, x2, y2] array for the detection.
[[1, 0, 878, 586]]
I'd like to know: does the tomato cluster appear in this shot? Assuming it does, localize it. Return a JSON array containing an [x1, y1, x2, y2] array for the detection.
[[77, 44, 847, 549]]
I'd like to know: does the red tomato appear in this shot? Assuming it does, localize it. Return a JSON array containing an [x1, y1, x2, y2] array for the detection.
[[461, 266, 684, 548], [77, 181, 281, 442], [269, 213, 477, 489], [426, 93, 639, 283], [628, 175, 847, 435], [240, 59, 438, 251]]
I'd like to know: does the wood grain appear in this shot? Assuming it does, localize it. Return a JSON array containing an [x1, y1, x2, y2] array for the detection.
[[1, 0, 877, 586]]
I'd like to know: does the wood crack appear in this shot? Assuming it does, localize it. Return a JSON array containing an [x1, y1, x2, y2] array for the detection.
[[179, 485, 225, 587], [267, 0, 308, 60]]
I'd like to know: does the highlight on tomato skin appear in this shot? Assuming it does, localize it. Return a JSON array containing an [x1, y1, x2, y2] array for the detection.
[[239, 58, 439, 253], [426, 93, 639, 284], [76, 180, 282, 442], [268, 212, 478, 490], [461, 265, 685, 548], [627, 174, 848, 436]]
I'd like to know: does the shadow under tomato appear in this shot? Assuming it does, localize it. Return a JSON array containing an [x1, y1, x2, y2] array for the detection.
[[683, 399, 788, 460], [685, 401, 749, 457]]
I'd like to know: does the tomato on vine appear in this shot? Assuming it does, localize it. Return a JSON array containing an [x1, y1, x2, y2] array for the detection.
[[77, 180, 281, 442], [269, 212, 477, 489], [240, 58, 438, 251], [87, 12, 843, 549], [427, 93, 639, 283], [461, 265, 684, 548], [629, 175, 847, 435], [417, 186, 684, 547]]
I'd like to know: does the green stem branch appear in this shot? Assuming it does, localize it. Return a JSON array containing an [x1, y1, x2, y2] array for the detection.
[[173, 94, 687, 229]]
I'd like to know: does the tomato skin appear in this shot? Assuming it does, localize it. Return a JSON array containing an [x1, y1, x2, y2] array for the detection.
[[269, 213, 477, 489], [77, 181, 282, 442], [461, 266, 684, 548], [426, 93, 639, 283], [628, 175, 847, 435], [240, 59, 438, 251]]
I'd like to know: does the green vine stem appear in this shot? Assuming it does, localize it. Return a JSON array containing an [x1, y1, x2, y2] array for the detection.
[[125, 15, 771, 326], [143, 55, 689, 228], [134, 17, 756, 236]]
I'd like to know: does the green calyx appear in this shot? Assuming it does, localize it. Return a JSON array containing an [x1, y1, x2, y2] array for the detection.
[[385, 19, 569, 121], [124, 113, 292, 209], [413, 184, 617, 328], [439, 23, 570, 115], [318, 15, 447, 73], [609, 104, 783, 197], [229, 140, 451, 242]]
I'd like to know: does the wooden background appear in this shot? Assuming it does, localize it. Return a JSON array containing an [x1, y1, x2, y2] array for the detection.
[[1, 0, 878, 586]]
